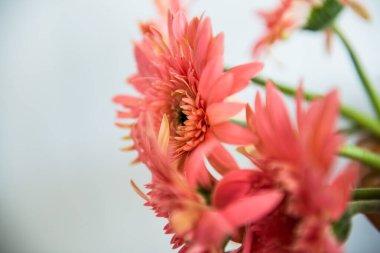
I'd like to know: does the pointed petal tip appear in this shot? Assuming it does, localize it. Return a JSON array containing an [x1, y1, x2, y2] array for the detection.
[[130, 179, 150, 201], [158, 114, 170, 152]]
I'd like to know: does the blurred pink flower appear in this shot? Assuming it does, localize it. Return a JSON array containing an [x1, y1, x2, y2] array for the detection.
[[114, 11, 262, 187], [253, 0, 312, 56], [132, 114, 283, 252], [155, 0, 183, 17], [253, 0, 369, 56], [237, 82, 358, 253], [140, 0, 185, 34]]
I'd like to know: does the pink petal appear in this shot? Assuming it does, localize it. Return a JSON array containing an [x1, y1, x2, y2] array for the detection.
[[127, 74, 151, 94], [207, 142, 240, 176], [183, 134, 219, 188], [113, 95, 143, 108], [173, 12, 188, 41], [212, 122, 255, 145], [305, 90, 341, 170], [198, 56, 224, 100], [194, 211, 234, 246], [207, 102, 245, 126], [328, 164, 358, 220], [226, 62, 263, 95], [206, 72, 234, 104], [266, 81, 293, 133], [213, 170, 262, 209], [206, 32, 224, 63], [221, 190, 283, 227], [195, 17, 213, 70]]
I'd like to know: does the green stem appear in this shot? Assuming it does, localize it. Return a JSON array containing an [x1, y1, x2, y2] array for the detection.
[[251, 77, 380, 138], [229, 119, 247, 127], [332, 25, 380, 119], [333, 199, 380, 241], [252, 77, 319, 100], [349, 200, 380, 215], [340, 145, 380, 171], [353, 188, 380, 201]]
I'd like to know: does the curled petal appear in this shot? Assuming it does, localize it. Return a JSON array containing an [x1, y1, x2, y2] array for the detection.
[[221, 190, 283, 227], [213, 170, 264, 209], [183, 134, 219, 188]]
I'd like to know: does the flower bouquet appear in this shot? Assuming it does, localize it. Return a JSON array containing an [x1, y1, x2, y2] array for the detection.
[[114, 0, 380, 252]]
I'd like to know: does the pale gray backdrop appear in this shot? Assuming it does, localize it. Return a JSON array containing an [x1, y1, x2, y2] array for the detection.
[[0, 0, 379, 252]]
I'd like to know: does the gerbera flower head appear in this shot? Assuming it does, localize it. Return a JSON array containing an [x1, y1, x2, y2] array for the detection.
[[132, 114, 283, 253], [239, 81, 358, 252], [114, 11, 262, 186], [139, 0, 185, 34], [253, 0, 370, 56], [253, 0, 312, 56]]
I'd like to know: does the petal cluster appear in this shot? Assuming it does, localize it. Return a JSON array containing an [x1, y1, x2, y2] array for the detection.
[[114, 10, 262, 186], [239, 82, 358, 253], [114, 4, 359, 253], [253, 0, 369, 56], [133, 114, 283, 252]]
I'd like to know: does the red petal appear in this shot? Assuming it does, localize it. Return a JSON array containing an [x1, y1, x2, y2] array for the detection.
[[213, 170, 262, 209], [221, 190, 283, 227]]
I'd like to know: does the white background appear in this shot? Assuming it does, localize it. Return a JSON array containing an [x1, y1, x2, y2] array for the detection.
[[1, 0, 380, 252]]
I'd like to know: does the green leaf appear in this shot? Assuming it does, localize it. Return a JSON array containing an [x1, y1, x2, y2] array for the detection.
[[304, 0, 344, 31], [332, 211, 352, 242]]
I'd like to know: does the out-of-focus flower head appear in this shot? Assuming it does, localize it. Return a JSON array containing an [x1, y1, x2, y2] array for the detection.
[[237, 82, 358, 252], [114, 10, 262, 188], [139, 0, 185, 34], [131, 114, 283, 252], [253, 0, 370, 57]]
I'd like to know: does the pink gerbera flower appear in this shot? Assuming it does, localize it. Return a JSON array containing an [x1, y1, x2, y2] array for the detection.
[[253, 0, 370, 56], [237, 82, 358, 253], [132, 114, 283, 252], [140, 0, 185, 34], [114, 11, 262, 187], [253, 0, 312, 56]]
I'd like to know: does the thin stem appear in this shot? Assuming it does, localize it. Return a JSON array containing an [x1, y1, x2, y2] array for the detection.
[[349, 200, 380, 216], [353, 188, 380, 201], [251, 77, 380, 138], [252, 77, 319, 100], [229, 119, 247, 127], [340, 145, 380, 171], [332, 25, 380, 119]]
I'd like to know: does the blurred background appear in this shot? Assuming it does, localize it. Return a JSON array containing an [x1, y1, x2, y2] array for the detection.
[[1, 0, 379, 252]]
